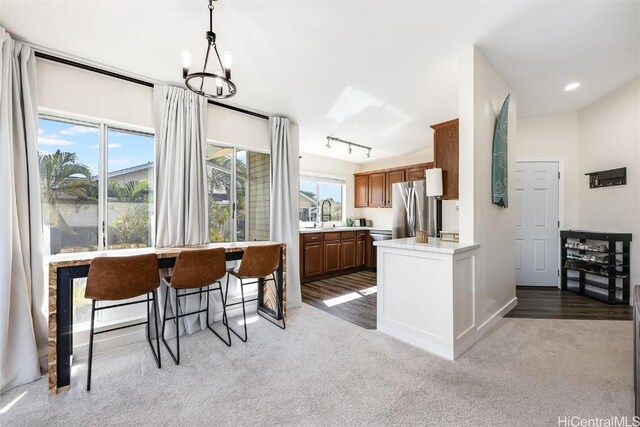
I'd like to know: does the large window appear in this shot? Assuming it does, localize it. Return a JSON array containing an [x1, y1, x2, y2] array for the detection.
[[39, 116, 154, 328], [106, 129, 154, 249], [206, 144, 270, 242], [38, 116, 155, 255], [39, 118, 100, 254], [299, 176, 345, 223]]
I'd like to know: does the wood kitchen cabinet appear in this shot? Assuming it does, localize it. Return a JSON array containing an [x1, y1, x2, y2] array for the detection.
[[323, 240, 341, 273], [368, 172, 386, 208], [385, 169, 405, 207], [405, 163, 433, 181], [301, 233, 324, 278], [341, 238, 357, 270], [300, 230, 371, 283], [356, 231, 366, 267], [431, 119, 459, 200], [303, 242, 323, 277], [354, 174, 369, 208], [354, 162, 432, 208]]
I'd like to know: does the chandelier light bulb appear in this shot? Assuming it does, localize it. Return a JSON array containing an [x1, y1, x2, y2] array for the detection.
[[348, 144, 352, 154], [183, 50, 192, 68], [224, 51, 232, 68]]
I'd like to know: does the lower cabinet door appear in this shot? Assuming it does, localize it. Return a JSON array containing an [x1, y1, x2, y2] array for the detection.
[[324, 241, 341, 273], [304, 242, 323, 277], [341, 239, 357, 270], [356, 238, 366, 267]]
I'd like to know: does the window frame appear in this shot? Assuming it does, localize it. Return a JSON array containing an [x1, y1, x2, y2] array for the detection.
[[39, 109, 156, 251]]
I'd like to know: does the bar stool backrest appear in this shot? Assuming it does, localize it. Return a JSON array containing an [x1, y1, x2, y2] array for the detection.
[[236, 244, 281, 279], [170, 248, 227, 289], [85, 253, 160, 301]]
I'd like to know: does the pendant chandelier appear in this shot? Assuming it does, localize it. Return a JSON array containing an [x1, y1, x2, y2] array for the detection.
[[183, 0, 236, 99]]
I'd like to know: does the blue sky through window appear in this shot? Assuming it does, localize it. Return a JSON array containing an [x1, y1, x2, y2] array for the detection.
[[299, 179, 342, 202], [38, 118, 153, 175]]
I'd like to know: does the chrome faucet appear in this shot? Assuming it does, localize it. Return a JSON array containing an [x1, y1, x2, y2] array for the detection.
[[320, 199, 332, 227]]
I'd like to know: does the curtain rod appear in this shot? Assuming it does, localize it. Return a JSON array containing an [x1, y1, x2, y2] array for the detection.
[[33, 51, 270, 121]]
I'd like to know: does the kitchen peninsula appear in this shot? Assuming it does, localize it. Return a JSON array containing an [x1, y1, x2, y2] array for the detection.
[[375, 237, 514, 360]]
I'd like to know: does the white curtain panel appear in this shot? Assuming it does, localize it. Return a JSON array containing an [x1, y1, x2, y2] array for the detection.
[[269, 117, 301, 308], [153, 85, 212, 336], [0, 27, 48, 393], [154, 85, 208, 248]]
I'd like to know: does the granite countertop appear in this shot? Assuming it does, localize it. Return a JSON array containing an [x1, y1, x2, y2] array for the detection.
[[299, 226, 392, 234], [373, 237, 479, 254]]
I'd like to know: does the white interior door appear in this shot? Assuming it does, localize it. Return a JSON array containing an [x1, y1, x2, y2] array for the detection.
[[515, 161, 560, 286]]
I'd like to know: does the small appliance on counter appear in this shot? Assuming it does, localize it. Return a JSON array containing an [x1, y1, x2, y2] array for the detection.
[[355, 218, 367, 226]]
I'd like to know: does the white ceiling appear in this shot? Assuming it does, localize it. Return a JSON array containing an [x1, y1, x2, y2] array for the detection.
[[1, 0, 638, 164]]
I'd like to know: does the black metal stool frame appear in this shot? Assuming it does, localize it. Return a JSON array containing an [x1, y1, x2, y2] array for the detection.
[[87, 290, 161, 391], [161, 280, 231, 365], [223, 272, 286, 343]]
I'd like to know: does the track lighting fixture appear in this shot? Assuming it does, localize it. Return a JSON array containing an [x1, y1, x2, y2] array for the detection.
[[325, 136, 372, 158]]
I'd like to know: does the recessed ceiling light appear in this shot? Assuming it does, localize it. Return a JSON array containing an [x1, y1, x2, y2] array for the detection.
[[564, 82, 581, 92]]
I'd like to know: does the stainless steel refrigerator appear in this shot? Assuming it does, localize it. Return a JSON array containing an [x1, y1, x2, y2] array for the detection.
[[392, 181, 434, 239]]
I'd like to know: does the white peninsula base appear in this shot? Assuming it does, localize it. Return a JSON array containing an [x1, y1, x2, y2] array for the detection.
[[375, 238, 517, 360]]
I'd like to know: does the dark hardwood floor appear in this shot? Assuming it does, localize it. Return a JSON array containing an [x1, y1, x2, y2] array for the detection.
[[505, 287, 632, 321], [302, 273, 632, 329], [302, 271, 377, 329]]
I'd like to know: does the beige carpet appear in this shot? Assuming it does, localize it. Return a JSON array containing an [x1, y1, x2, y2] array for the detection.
[[0, 304, 633, 426]]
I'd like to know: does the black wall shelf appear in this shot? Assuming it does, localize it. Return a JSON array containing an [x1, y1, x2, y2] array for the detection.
[[561, 230, 632, 304], [585, 167, 626, 189]]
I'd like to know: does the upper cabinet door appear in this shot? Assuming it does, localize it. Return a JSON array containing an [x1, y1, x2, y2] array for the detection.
[[368, 172, 386, 207], [431, 119, 459, 200], [405, 166, 427, 181], [385, 169, 405, 207], [354, 174, 369, 207]]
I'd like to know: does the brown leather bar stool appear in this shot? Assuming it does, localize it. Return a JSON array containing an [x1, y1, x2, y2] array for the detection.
[[224, 244, 285, 342], [84, 253, 161, 391], [161, 248, 231, 365]]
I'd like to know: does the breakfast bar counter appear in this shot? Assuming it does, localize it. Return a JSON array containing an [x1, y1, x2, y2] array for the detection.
[[47, 241, 286, 395]]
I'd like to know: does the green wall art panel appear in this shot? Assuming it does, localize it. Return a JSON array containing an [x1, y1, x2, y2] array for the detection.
[[492, 94, 510, 208]]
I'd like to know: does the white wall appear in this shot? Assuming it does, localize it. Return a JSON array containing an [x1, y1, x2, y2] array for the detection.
[[516, 113, 580, 229], [362, 146, 434, 171], [578, 78, 640, 289], [37, 58, 270, 151], [299, 152, 363, 222], [458, 46, 517, 325]]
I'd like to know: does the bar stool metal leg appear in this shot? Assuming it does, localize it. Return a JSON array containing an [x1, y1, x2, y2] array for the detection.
[[86, 300, 97, 391], [223, 275, 248, 343], [146, 291, 161, 368], [161, 287, 181, 365], [205, 282, 232, 347]]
